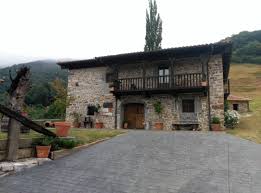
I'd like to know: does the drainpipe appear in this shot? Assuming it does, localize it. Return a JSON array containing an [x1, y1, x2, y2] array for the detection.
[[114, 97, 118, 129], [207, 45, 214, 130]]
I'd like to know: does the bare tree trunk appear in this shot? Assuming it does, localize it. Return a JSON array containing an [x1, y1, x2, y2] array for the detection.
[[6, 67, 30, 161], [6, 119, 21, 160]]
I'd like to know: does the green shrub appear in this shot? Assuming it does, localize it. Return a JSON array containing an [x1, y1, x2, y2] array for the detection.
[[224, 100, 229, 112], [225, 110, 240, 129], [153, 101, 163, 114], [212, 116, 220, 124], [33, 136, 80, 150], [33, 136, 54, 146], [52, 138, 80, 150]]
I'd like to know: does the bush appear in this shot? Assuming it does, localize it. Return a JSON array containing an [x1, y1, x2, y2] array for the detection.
[[57, 139, 79, 149], [153, 101, 163, 114], [33, 136, 54, 146], [212, 116, 220, 124], [33, 136, 80, 150], [225, 110, 240, 129]]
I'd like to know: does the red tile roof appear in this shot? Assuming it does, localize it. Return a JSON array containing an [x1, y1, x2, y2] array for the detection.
[[227, 95, 251, 101]]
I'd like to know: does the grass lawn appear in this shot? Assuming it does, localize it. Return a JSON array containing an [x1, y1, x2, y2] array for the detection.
[[226, 64, 261, 143], [0, 128, 126, 144]]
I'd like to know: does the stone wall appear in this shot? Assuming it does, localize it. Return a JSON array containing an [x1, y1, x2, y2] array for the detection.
[[66, 67, 115, 129], [116, 94, 209, 131], [228, 101, 250, 113], [118, 57, 202, 78], [208, 55, 224, 125]]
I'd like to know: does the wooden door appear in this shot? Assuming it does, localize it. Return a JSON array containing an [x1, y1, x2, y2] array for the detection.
[[124, 104, 144, 129]]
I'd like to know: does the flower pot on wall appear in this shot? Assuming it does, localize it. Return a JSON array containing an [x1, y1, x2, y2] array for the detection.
[[73, 122, 81, 128], [54, 122, 71, 137], [95, 122, 104, 129], [123, 122, 128, 129], [154, 122, 164, 130], [201, 81, 207, 87], [36, 145, 51, 158], [211, 124, 222, 131]]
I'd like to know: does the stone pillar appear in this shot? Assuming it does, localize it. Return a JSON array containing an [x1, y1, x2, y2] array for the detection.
[[208, 55, 224, 125]]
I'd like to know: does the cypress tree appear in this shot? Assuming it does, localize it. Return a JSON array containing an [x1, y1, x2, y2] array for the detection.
[[144, 0, 163, 52]]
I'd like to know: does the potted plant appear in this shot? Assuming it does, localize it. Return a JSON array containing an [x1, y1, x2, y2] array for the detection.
[[94, 104, 103, 129], [123, 120, 128, 129], [95, 119, 104, 129], [71, 112, 81, 128], [211, 116, 222, 131], [54, 122, 71, 137], [34, 136, 54, 158], [201, 80, 207, 87], [153, 101, 164, 130]]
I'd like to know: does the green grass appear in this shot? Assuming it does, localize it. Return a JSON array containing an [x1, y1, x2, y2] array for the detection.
[[226, 63, 261, 143], [0, 128, 125, 144]]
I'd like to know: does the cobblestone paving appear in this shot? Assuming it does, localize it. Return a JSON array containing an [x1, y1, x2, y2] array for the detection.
[[0, 131, 260, 193]]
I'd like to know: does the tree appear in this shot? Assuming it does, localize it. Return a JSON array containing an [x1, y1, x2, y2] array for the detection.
[[45, 79, 68, 119], [144, 0, 163, 52], [6, 67, 31, 161]]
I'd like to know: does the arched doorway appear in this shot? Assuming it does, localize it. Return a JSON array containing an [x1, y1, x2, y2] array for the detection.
[[124, 103, 144, 129]]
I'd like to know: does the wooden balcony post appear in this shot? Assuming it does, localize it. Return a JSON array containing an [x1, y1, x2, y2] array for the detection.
[[169, 58, 175, 88], [142, 63, 146, 90]]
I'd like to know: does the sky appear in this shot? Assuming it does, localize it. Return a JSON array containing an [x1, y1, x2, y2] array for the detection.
[[0, 0, 260, 66]]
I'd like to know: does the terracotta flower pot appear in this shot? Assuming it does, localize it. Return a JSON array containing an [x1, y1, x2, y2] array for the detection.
[[123, 122, 128, 129], [54, 122, 71, 137], [211, 123, 223, 131], [36, 145, 51, 158], [95, 122, 104, 129], [201, 81, 207, 87], [154, 122, 164, 130], [21, 112, 28, 117], [73, 122, 81, 128]]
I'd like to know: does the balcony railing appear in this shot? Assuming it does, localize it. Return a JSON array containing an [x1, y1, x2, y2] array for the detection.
[[114, 73, 204, 92]]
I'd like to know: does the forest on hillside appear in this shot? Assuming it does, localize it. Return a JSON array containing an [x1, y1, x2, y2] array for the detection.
[[0, 60, 68, 119], [230, 30, 261, 64]]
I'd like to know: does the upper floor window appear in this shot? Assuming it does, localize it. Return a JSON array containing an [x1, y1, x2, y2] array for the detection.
[[158, 67, 169, 83], [106, 73, 114, 83], [182, 99, 195, 113]]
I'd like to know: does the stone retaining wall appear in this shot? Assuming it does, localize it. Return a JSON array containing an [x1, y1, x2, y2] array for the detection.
[[0, 138, 37, 161]]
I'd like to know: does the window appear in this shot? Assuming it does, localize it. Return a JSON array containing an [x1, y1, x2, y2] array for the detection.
[[106, 73, 114, 83], [158, 67, 169, 84], [233, 104, 239, 111], [182, 99, 195, 113], [87, 105, 96, 115], [103, 102, 113, 108]]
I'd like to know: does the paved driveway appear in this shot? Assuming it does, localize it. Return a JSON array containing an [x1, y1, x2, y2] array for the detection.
[[0, 131, 260, 193]]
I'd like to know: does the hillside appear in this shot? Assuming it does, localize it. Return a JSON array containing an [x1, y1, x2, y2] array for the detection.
[[227, 63, 261, 143], [0, 60, 67, 106], [230, 30, 261, 63]]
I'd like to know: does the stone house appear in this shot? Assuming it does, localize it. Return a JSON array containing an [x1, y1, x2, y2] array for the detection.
[[58, 42, 232, 131], [227, 95, 251, 113]]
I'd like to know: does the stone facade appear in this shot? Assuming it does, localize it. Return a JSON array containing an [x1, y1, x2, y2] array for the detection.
[[116, 94, 209, 131], [208, 55, 224, 125], [228, 101, 250, 113], [66, 67, 115, 129], [66, 54, 225, 131]]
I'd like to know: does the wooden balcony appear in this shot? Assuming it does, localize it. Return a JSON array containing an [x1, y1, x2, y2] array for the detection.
[[112, 73, 207, 95]]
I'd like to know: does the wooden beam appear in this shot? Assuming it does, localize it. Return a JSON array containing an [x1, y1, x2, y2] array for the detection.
[[0, 104, 56, 137], [142, 63, 146, 89]]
